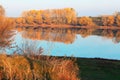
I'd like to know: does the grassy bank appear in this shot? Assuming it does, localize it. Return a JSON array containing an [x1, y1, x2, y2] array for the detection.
[[77, 58, 120, 80]]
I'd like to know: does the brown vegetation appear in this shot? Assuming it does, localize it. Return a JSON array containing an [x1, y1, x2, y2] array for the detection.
[[0, 5, 15, 49], [9, 7, 120, 29], [19, 8, 77, 25], [1, 40, 80, 80], [78, 17, 94, 26], [116, 15, 120, 27], [0, 54, 79, 80], [0, 5, 5, 16], [102, 16, 114, 26], [1, 4, 120, 29]]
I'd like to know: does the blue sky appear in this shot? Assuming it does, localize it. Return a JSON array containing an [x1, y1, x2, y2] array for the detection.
[[0, 0, 120, 17]]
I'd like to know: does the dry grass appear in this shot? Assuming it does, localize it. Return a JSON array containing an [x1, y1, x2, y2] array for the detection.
[[0, 54, 80, 80], [0, 54, 31, 80], [48, 58, 80, 80]]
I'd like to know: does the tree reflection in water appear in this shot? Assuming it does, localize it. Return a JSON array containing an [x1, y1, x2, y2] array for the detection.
[[22, 28, 76, 44], [17, 28, 120, 44]]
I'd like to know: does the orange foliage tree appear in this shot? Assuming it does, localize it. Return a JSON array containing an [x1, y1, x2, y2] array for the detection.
[[102, 16, 114, 26], [34, 13, 43, 24], [78, 17, 94, 26], [21, 8, 77, 25], [26, 16, 34, 24], [116, 15, 120, 27], [64, 8, 77, 24], [0, 5, 5, 16], [0, 5, 14, 49], [42, 10, 51, 24], [15, 17, 26, 24]]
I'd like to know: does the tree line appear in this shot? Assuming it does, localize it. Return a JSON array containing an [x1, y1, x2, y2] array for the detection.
[[15, 8, 77, 25], [14, 7, 120, 27], [1, 4, 120, 27], [77, 15, 120, 27]]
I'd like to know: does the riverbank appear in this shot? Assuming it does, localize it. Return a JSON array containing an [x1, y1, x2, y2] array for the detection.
[[16, 24, 120, 30]]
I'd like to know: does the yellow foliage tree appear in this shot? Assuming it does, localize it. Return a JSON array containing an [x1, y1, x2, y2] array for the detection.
[[16, 18, 25, 24], [42, 10, 51, 24], [0, 5, 5, 16], [0, 5, 14, 49], [34, 15, 43, 24], [64, 8, 77, 24], [102, 16, 114, 26], [116, 15, 120, 27], [78, 17, 93, 26], [21, 8, 77, 25], [26, 16, 34, 24]]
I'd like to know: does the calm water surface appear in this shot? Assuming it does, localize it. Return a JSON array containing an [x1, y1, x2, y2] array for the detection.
[[9, 28, 120, 60]]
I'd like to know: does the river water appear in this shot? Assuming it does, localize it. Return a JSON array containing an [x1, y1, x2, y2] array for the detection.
[[8, 28, 120, 60]]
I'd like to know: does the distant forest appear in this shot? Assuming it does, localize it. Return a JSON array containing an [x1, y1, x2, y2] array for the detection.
[[0, 6, 119, 27], [13, 8, 120, 27], [15, 8, 77, 25]]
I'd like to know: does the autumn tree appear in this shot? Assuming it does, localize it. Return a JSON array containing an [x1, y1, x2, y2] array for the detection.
[[0, 5, 5, 16], [0, 5, 14, 49], [42, 10, 51, 24], [15, 17, 26, 24], [26, 16, 34, 24], [116, 15, 120, 27], [107, 16, 114, 26], [102, 16, 107, 26], [102, 16, 114, 26], [64, 8, 77, 24], [64, 8, 73, 24], [50, 8, 77, 25], [22, 11, 35, 24], [0, 5, 5, 27], [78, 17, 94, 26], [21, 8, 77, 25], [51, 9, 61, 24], [34, 10, 43, 24]]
